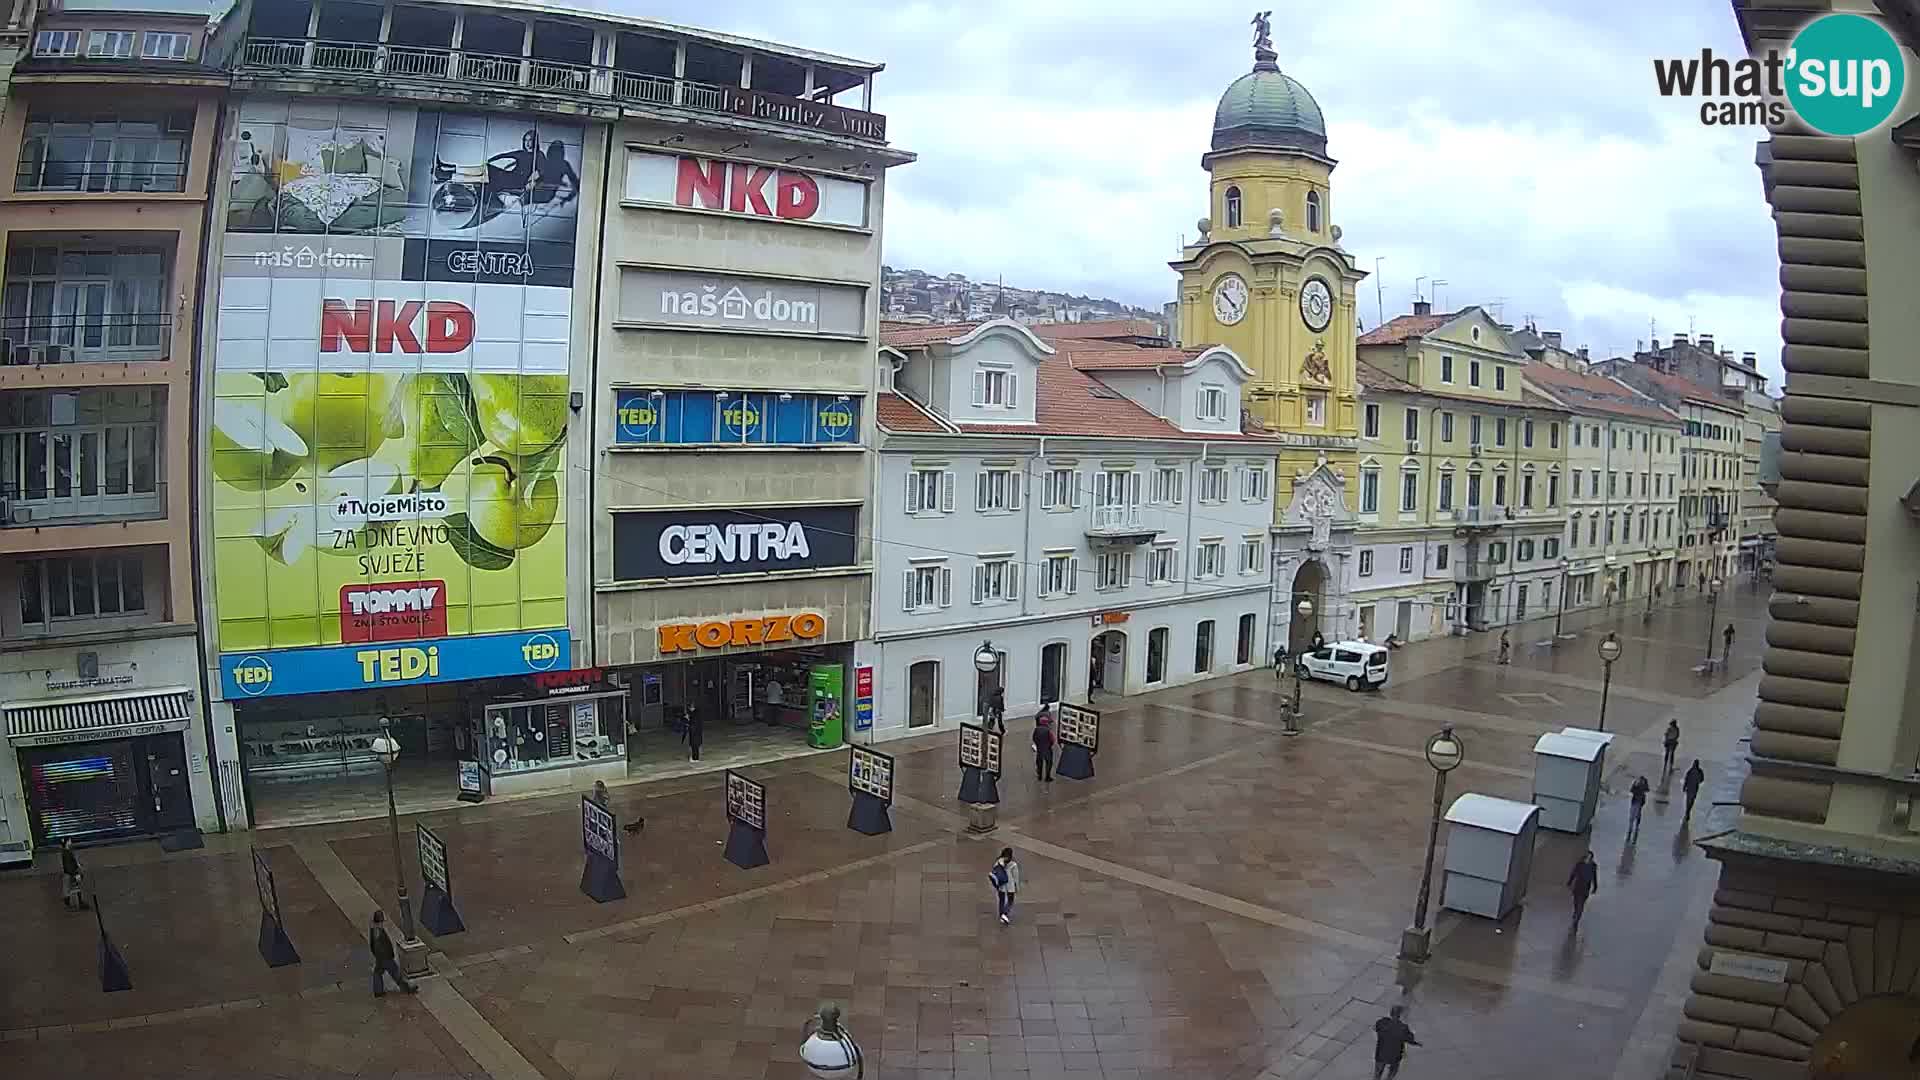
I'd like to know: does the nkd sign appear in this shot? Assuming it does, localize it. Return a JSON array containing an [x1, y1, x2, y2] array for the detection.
[[321, 299, 474, 354], [617, 268, 865, 338], [624, 151, 869, 229]]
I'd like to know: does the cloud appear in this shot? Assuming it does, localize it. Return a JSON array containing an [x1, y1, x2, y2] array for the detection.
[[586, 0, 1786, 385]]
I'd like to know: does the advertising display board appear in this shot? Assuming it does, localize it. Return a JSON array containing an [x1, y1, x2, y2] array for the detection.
[[723, 769, 770, 868], [847, 745, 893, 802], [210, 99, 582, 696], [1055, 703, 1099, 781], [252, 846, 300, 966], [416, 821, 465, 934], [579, 794, 625, 902], [957, 722, 1003, 804]]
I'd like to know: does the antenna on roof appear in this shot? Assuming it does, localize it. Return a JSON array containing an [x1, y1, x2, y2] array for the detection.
[[1432, 280, 1449, 310]]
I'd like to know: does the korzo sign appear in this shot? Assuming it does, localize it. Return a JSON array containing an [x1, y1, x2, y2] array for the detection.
[[612, 504, 858, 581]]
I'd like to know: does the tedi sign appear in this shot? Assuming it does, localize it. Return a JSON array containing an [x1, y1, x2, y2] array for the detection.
[[1653, 13, 1907, 134], [612, 504, 859, 581], [624, 150, 869, 229]]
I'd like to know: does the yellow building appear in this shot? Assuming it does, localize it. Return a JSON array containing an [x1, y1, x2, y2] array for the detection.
[[1354, 305, 1572, 638], [1171, 23, 1368, 647]]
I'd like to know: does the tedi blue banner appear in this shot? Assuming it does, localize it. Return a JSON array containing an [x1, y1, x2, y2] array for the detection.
[[220, 630, 570, 698]]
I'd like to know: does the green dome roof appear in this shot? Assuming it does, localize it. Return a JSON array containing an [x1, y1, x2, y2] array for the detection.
[[1212, 55, 1327, 155]]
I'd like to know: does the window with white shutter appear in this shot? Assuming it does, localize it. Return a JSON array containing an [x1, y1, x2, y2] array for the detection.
[[907, 467, 950, 515]]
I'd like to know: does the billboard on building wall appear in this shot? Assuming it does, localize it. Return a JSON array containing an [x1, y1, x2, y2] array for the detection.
[[211, 99, 581, 698]]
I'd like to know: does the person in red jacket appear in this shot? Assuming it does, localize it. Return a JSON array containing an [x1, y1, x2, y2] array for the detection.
[[1032, 712, 1055, 783]]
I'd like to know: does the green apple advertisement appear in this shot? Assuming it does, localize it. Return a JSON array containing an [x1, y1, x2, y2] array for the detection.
[[211, 99, 581, 688]]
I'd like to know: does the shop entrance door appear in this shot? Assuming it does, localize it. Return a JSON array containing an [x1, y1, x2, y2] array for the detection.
[[907, 661, 938, 729], [138, 733, 194, 833], [21, 738, 140, 843], [1040, 642, 1067, 706]]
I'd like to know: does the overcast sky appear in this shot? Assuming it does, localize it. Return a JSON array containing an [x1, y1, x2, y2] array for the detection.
[[593, 0, 1784, 383]]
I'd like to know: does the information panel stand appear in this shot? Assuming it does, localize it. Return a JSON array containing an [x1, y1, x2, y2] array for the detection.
[[1055, 703, 1100, 780], [724, 770, 771, 869], [957, 722, 1003, 803], [579, 796, 627, 903], [847, 746, 894, 835]]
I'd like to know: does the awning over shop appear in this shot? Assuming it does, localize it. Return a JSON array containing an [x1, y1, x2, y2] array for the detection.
[[5, 687, 195, 741]]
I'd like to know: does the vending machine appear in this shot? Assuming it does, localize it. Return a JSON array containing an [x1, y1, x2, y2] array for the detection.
[[807, 664, 845, 749]]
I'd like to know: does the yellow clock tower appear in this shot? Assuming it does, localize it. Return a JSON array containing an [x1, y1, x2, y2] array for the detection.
[[1171, 18, 1365, 506]]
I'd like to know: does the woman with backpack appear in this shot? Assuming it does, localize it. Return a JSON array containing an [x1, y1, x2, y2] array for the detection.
[[989, 848, 1021, 925]]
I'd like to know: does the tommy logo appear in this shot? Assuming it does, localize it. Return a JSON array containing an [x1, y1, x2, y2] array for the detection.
[[320, 299, 475, 354], [339, 580, 449, 643]]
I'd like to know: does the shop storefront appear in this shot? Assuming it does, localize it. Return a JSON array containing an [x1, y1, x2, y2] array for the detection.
[[0, 630, 217, 862], [219, 630, 593, 825]]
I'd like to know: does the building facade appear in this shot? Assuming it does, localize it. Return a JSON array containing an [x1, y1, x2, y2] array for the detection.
[[866, 320, 1277, 736], [1667, 4, 1920, 1078], [1598, 360, 1746, 591], [1353, 305, 1571, 638], [1739, 386, 1780, 575], [0, 3, 227, 862], [1168, 31, 1362, 650], [1524, 362, 1683, 613], [195, 0, 903, 827]]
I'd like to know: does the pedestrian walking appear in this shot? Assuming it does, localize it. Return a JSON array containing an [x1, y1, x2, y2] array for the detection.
[[1662, 720, 1681, 775], [591, 780, 610, 808], [1032, 713, 1055, 783], [1498, 630, 1511, 665], [1627, 775, 1650, 842], [1567, 850, 1599, 927], [985, 685, 1006, 733], [1311, 630, 1325, 652], [58, 839, 86, 912], [1273, 643, 1288, 680], [685, 704, 704, 762], [1371, 1005, 1421, 1079], [1723, 623, 1736, 657], [1683, 760, 1707, 819], [368, 910, 416, 996], [989, 848, 1021, 925]]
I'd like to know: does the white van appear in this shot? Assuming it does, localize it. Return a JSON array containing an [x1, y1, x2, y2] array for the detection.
[[1295, 641, 1390, 691]]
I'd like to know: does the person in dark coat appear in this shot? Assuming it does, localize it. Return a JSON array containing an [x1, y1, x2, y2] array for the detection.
[[369, 910, 416, 996], [685, 704, 704, 762], [1032, 713, 1055, 783], [1723, 623, 1736, 657], [985, 685, 1006, 733], [1568, 850, 1599, 927], [1683, 760, 1707, 819], [1372, 1005, 1421, 1079], [1497, 630, 1512, 665], [59, 839, 85, 911], [1627, 775, 1650, 842], [1311, 630, 1325, 651], [1662, 720, 1681, 775]]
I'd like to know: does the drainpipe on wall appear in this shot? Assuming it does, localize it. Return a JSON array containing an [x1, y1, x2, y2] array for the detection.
[[1185, 442, 1204, 601], [1021, 436, 1042, 620]]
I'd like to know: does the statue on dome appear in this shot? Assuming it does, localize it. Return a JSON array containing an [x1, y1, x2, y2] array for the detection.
[[1251, 10, 1274, 52]]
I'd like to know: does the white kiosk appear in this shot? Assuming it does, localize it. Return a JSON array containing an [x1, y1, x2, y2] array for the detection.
[[1440, 794, 1541, 920], [1531, 726, 1616, 833]]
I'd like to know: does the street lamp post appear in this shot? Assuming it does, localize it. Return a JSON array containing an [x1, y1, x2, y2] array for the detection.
[[1596, 631, 1623, 732], [370, 717, 427, 974], [801, 1002, 863, 1078], [1703, 576, 1725, 672], [1552, 564, 1567, 643], [1400, 723, 1465, 963], [1283, 597, 1313, 736], [973, 640, 1000, 729]]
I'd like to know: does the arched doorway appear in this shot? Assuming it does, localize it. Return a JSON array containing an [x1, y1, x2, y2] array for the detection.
[[1289, 559, 1328, 652], [1810, 995, 1920, 1078], [1089, 630, 1126, 699]]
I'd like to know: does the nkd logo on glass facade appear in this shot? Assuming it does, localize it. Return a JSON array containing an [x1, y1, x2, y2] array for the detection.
[[616, 268, 866, 338]]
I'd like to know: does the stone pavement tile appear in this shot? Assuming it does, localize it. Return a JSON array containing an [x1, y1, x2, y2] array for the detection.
[[886, 704, 1251, 828], [326, 768, 943, 957], [453, 838, 1377, 1080], [1312, 709, 1544, 775], [2, 988, 481, 1079], [0, 841, 367, 1029], [1020, 735, 1534, 946]]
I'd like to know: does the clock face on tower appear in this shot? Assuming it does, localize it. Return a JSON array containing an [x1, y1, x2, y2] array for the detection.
[[1300, 276, 1333, 333], [1212, 273, 1249, 326]]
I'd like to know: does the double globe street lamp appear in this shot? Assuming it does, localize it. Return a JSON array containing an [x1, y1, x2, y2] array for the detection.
[[1400, 723, 1465, 963], [1704, 575, 1726, 673]]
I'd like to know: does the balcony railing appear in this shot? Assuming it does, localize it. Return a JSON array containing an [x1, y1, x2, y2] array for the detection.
[[0, 314, 173, 364], [1089, 504, 1143, 531], [1, 480, 167, 528], [238, 36, 889, 143], [1453, 558, 1495, 583], [16, 158, 186, 194]]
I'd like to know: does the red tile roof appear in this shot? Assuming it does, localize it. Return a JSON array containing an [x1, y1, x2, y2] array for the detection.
[[1356, 360, 1571, 414], [1520, 363, 1679, 424], [1356, 311, 1457, 346], [1063, 345, 1208, 371], [1355, 361, 1417, 394], [1029, 318, 1164, 341], [875, 391, 951, 434], [879, 321, 984, 348], [1633, 365, 1740, 408]]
